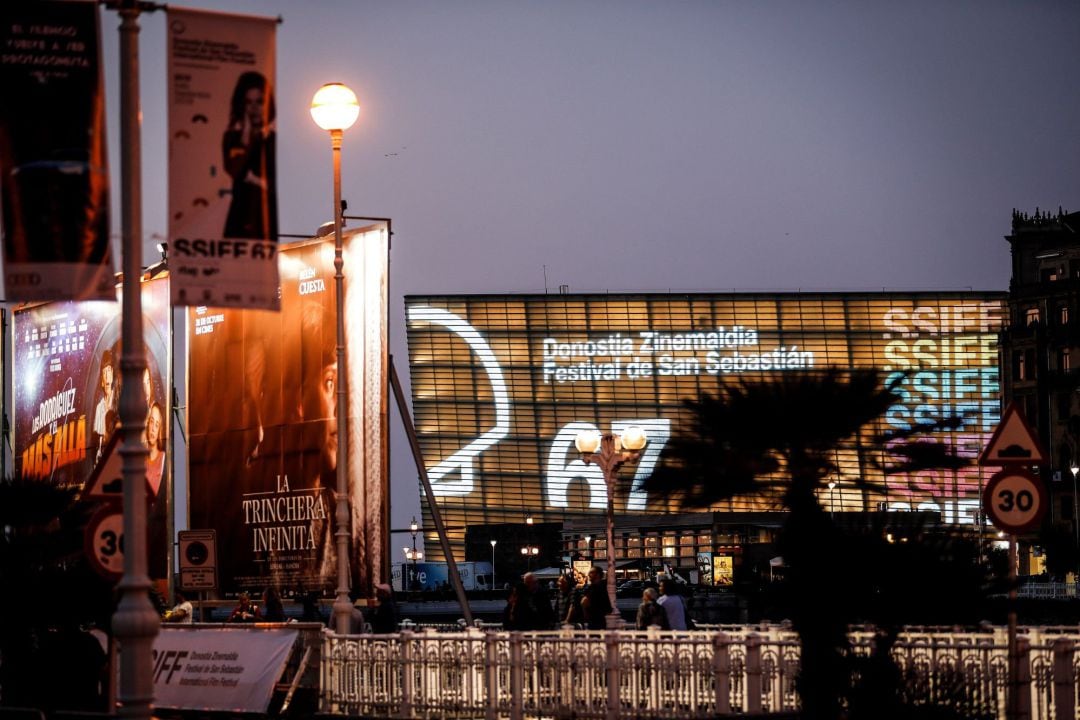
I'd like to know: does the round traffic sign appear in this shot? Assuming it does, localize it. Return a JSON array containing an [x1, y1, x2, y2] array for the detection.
[[84, 506, 124, 580], [185, 541, 208, 565], [982, 469, 1047, 534]]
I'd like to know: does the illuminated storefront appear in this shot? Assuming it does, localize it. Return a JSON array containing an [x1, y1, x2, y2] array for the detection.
[[405, 292, 1006, 562]]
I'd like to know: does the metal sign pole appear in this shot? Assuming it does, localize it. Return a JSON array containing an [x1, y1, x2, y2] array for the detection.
[[1007, 533, 1018, 720]]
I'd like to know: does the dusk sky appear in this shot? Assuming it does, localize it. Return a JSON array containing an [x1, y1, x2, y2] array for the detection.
[[98, 1, 1080, 541]]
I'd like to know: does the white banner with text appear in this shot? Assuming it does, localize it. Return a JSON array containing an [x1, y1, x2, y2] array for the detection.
[[152, 627, 297, 712]]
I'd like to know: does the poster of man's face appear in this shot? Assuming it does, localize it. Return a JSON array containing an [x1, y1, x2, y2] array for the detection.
[[188, 229, 390, 596]]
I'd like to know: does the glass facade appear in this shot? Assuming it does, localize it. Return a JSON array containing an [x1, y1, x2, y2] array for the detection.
[[406, 292, 1006, 560]]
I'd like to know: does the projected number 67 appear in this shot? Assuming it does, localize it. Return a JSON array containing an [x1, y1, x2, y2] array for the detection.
[[547, 419, 670, 511]]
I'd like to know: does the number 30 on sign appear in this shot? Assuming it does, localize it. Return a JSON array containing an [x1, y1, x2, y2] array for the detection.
[[84, 506, 125, 581], [981, 469, 1047, 535]]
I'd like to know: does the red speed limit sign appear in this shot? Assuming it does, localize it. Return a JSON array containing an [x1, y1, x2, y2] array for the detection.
[[982, 468, 1047, 534], [85, 506, 124, 581]]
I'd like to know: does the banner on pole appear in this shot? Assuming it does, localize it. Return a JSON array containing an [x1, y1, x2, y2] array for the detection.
[[0, 1, 115, 301], [167, 8, 279, 309], [13, 277, 172, 579], [187, 225, 390, 596]]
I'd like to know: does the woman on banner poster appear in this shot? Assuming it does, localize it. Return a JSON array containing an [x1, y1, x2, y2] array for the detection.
[[222, 71, 277, 240]]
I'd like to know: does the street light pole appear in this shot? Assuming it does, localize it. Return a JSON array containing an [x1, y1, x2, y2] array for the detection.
[[113, 4, 158, 718], [575, 427, 648, 629], [828, 480, 837, 520], [1071, 464, 1079, 581], [490, 539, 497, 588], [311, 82, 360, 635], [410, 517, 420, 592]]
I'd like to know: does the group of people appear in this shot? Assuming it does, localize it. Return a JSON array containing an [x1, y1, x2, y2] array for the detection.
[[163, 584, 402, 629], [504, 568, 691, 631], [163, 587, 292, 624]]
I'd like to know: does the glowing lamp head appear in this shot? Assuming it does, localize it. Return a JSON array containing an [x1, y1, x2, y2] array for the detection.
[[1072, 465, 1079, 477], [310, 83, 359, 131], [575, 429, 602, 454], [620, 426, 648, 451]]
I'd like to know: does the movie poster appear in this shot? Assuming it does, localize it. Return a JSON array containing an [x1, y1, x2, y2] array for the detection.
[[13, 277, 171, 577], [167, 7, 279, 309], [0, 1, 115, 301], [187, 226, 389, 596]]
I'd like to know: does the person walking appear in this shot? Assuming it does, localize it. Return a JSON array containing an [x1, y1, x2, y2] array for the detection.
[[521, 572, 556, 630], [657, 578, 688, 630], [636, 587, 669, 630], [369, 583, 399, 633], [262, 587, 285, 622], [554, 574, 582, 626], [227, 592, 260, 623], [164, 591, 194, 624], [580, 567, 613, 630]]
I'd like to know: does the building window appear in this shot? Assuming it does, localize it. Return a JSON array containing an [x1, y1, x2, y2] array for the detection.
[[1025, 308, 1040, 326], [1061, 305, 1070, 325], [1015, 351, 1026, 381], [1062, 348, 1071, 372]]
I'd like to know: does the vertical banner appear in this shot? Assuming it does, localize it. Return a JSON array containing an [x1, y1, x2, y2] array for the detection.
[[13, 277, 172, 578], [167, 8, 279, 309], [188, 225, 389, 597], [0, 1, 115, 301]]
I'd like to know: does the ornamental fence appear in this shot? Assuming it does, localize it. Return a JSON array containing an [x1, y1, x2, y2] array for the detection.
[[319, 625, 1080, 719]]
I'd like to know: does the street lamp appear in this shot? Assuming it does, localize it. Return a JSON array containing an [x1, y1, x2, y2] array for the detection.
[[410, 516, 420, 592], [311, 82, 360, 634], [575, 426, 648, 628], [1071, 464, 1079, 581], [827, 480, 837, 520], [521, 545, 539, 570], [404, 546, 423, 591], [490, 539, 497, 588]]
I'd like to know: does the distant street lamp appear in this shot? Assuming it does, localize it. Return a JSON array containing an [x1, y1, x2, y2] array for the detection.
[[521, 544, 539, 570], [409, 516, 421, 592], [828, 480, 837, 520], [575, 426, 648, 628], [1071, 464, 1079, 579], [404, 546, 423, 591], [310, 81, 360, 635], [490, 539, 497, 588]]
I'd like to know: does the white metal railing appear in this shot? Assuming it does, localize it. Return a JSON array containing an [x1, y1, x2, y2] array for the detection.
[[319, 626, 1079, 719]]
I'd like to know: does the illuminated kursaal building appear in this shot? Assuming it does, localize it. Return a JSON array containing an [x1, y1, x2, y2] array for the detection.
[[405, 292, 1006, 566]]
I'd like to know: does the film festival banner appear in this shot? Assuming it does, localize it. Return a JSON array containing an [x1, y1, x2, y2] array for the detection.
[[13, 277, 172, 578], [188, 226, 389, 596], [167, 8, 279, 309], [0, 1, 115, 301], [152, 627, 297, 712]]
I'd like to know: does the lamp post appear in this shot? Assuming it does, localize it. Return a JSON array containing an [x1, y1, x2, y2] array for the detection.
[[410, 516, 420, 592], [1071, 464, 1079, 581], [404, 546, 423, 591], [520, 544, 539, 570], [490, 539, 497, 588], [575, 427, 648, 628], [113, 5, 158, 718], [827, 480, 837, 520], [310, 82, 360, 635]]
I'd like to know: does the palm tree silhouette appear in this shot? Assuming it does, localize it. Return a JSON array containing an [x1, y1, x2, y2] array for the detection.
[[646, 367, 971, 719]]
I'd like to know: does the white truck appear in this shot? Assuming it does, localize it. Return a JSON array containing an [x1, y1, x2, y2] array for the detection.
[[391, 561, 494, 593]]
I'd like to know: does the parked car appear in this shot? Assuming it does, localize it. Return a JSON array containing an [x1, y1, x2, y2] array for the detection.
[[616, 580, 647, 598]]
